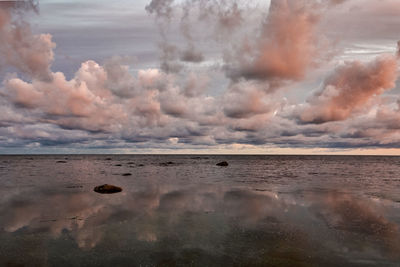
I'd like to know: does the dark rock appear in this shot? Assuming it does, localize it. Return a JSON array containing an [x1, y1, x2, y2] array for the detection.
[[56, 160, 67, 163], [94, 184, 122, 194], [105, 158, 112, 160], [160, 161, 175, 166], [127, 162, 135, 165], [216, 161, 229, 166], [138, 164, 144, 167], [66, 185, 83, 189], [122, 173, 132, 176], [68, 216, 83, 221], [254, 188, 267, 192], [115, 164, 122, 166]]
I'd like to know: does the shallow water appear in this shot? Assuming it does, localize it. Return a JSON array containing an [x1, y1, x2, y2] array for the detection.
[[0, 155, 400, 266]]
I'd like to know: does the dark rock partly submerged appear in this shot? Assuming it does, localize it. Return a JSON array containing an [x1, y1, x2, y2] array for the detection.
[[159, 161, 175, 166], [66, 185, 83, 189], [216, 161, 229, 166], [94, 184, 122, 194]]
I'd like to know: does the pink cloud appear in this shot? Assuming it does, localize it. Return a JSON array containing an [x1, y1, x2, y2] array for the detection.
[[301, 54, 398, 123], [228, 0, 321, 82], [2, 0, 400, 150], [0, 1, 55, 81]]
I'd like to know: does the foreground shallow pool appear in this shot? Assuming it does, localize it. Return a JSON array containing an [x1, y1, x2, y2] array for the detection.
[[0, 155, 399, 266]]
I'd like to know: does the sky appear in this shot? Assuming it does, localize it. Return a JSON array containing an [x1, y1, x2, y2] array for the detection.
[[1, 0, 400, 154]]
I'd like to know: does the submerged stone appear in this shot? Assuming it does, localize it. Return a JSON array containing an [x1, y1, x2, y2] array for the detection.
[[216, 161, 229, 166], [122, 173, 132, 176], [66, 185, 83, 189], [160, 161, 175, 166], [94, 184, 122, 194]]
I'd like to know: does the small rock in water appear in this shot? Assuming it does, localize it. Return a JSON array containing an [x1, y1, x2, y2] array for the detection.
[[115, 164, 122, 166], [216, 161, 229, 166], [122, 173, 132, 176], [138, 164, 144, 167], [105, 158, 112, 161], [94, 184, 122, 194], [160, 161, 175, 166], [66, 185, 83, 189], [56, 160, 67, 163]]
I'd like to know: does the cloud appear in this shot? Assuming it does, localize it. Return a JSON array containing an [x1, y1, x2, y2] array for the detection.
[[145, 0, 174, 19], [227, 0, 321, 82], [3, 0, 400, 151], [0, 0, 55, 81], [397, 41, 400, 57], [179, 47, 204, 63], [301, 55, 398, 123], [146, 0, 249, 72], [3, 56, 219, 141], [329, 0, 348, 5], [222, 81, 278, 119]]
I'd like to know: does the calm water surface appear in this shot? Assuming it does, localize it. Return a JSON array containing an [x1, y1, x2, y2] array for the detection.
[[0, 155, 400, 266]]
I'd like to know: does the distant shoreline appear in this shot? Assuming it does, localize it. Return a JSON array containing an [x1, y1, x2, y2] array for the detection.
[[1, 154, 400, 157]]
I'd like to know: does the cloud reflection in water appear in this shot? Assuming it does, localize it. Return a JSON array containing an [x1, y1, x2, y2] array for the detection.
[[0, 184, 399, 266]]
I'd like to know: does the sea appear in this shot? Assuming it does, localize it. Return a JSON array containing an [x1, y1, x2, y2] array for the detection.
[[0, 155, 400, 266]]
